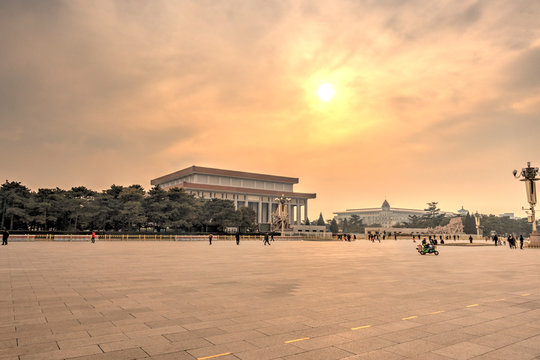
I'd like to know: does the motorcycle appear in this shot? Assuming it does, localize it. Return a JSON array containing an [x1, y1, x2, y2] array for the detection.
[[416, 244, 439, 256]]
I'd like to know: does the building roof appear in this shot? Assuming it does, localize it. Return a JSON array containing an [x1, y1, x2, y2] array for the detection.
[[161, 182, 316, 199], [151, 165, 299, 186]]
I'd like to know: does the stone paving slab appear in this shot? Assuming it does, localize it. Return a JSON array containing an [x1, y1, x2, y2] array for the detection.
[[1, 241, 539, 360]]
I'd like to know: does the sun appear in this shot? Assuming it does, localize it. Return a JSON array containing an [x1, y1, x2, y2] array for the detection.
[[317, 83, 335, 102]]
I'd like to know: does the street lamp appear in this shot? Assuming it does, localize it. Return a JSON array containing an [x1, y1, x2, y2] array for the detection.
[[513, 162, 540, 247], [474, 212, 481, 237]]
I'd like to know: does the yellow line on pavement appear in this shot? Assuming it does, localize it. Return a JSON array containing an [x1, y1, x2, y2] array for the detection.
[[496, 298, 505, 301], [351, 325, 371, 330], [430, 311, 445, 314], [197, 353, 232, 360], [466, 304, 479, 308], [402, 316, 417, 320], [284, 337, 310, 343], [521, 293, 530, 296]]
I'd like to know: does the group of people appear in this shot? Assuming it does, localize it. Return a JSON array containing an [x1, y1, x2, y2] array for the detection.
[[208, 233, 276, 246], [491, 234, 525, 249], [337, 234, 356, 241]]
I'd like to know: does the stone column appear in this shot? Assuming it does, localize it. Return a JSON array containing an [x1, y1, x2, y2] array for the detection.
[[296, 202, 301, 225], [258, 200, 262, 224], [304, 200, 308, 224]]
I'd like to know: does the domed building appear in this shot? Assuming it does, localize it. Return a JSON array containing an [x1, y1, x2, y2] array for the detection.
[[334, 200, 426, 228]]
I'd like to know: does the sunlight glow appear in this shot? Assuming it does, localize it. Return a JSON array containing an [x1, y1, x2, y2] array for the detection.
[[317, 83, 335, 102]]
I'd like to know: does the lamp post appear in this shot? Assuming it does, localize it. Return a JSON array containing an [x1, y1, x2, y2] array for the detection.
[[513, 162, 540, 247], [474, 212, 481, 237]]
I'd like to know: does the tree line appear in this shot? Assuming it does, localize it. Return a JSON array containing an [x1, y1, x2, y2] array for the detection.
[[0, 181, 258, 233]]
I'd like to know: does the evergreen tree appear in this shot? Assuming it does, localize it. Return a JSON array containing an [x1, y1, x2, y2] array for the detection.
[[316, 212, 326, 226], [329, 218, 339, 234], [462, 213, 476, 234]]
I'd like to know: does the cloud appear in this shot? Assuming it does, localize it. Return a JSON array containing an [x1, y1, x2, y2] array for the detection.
[[0, 0, 539, 217], [505, 46, 540, 91]]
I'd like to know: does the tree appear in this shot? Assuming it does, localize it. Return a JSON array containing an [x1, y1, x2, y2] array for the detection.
[[201, 198, 238, 232], [118, 186, 146, 231], [348, 214, 365, 233], [316, 213, 326, 226], [462, 213, 476, 234], [0, 181, 32, 230], [167, 188, 201, 231], [305, 218, 310, 225], [422, 201, 446, 227], [479, 214, 531, 236], [144, 186, 170, 232], [329, 218, 339, 234], [237, 207, 257, 232]]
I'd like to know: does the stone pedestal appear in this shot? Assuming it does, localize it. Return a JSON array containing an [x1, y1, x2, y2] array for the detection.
[[529, 232, 540, 248]]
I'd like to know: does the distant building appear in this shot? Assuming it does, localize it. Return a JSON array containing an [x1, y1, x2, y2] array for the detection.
[[457, 206, 469, 216], [499, 212, 516, 219], [150, 166, 316, 227], [334, 200, 426, 228]]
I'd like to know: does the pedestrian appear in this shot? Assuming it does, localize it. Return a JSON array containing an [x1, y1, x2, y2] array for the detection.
[[493, 234, 498, 246], [2, 229, 8, 246], [263, 233, 270, 245], [91, 231, 96, 244], [507, 234, 512, 249], [235, 232, 240, 246], [209, 234, 213, 245], [271, 233, 274, 241], [519, 235, 524, 249], [469, 235, 473, 244]]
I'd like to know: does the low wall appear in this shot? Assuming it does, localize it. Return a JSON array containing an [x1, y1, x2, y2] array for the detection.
[[6, 234, 333, 242]]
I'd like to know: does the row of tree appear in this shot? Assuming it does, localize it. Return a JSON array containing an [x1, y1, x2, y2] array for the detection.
[[0, 181, 259, 232]]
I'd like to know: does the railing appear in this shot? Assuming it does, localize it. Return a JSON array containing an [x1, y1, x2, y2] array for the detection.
[[7, 234, 332, 242], [7, 233, 502, 242]]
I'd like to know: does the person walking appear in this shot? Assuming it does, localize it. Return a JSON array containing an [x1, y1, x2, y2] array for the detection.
[[263, 233, 270, 246], [469, 235, 473, 244], [270, 233, 274, 242], [235, 232, 240, 246], [208, 234, 213, 245], [2, 229, 8, 245], [519, 235, 524, 249], [507, 234, 512, 249], [493, 234, 498, 246], [91, 231, 96, 244]]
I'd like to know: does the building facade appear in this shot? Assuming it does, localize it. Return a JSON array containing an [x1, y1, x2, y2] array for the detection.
[[150, 166, 316, 227], [334, 200, 426, 227]]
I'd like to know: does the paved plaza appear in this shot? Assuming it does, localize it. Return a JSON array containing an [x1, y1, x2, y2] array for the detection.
[[1, 240, 539, 360]]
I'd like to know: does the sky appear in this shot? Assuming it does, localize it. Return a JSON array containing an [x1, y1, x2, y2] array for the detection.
[[1, 0, 540, 220]]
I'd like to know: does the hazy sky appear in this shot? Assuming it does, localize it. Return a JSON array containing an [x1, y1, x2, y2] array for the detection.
[[1, 0, 539, 219]]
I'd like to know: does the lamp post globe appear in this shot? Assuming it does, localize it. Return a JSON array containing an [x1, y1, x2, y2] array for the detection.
[[513, 162, 540, 247]]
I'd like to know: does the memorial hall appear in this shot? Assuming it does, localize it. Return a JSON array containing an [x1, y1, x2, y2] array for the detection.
[[151, 166, 316, 227]]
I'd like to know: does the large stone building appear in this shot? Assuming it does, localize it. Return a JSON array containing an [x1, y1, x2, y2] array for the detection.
[[334, 200, 426, 227], [150, 166, 316, 227]]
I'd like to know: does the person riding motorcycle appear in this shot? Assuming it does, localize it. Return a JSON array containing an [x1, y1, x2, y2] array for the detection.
[[422, 238, 431, 250]]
